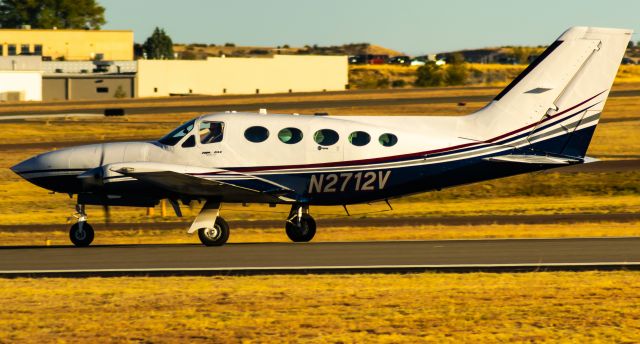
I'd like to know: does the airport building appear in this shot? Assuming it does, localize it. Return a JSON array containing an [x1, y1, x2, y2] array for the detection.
[[0, 28, 133, 61], [0, 28, 347, 102], [0, 56, 42, 101], [137, 55, 348, 97]]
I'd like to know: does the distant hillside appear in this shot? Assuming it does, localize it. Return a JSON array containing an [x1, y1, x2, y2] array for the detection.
[[172, 43, 403, 59], [365, 44, 403, 56], [349, 63, 640, 89]]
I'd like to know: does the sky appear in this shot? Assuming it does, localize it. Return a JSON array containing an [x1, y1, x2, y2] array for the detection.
[[102, 0, 640, 55]]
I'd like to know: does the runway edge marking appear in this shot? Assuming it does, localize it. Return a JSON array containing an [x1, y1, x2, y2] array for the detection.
[[2, 262, 640, 278]]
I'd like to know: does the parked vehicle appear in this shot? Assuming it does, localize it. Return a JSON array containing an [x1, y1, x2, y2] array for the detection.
[[410, 56, 427, 66], [348, 55, 367, 65], [389, 56, 411, 65], [367, 54, 389, 64]]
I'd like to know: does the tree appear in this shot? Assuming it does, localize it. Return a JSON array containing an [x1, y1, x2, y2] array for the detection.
[[445, 53, 468, 86], [512, 46, 536, 64], [0, 0, 105, 29], [445, 63, 468, 86], [143, 27, 174, 59], [414, 61, 445, 87], [113, 85, 127, 98]]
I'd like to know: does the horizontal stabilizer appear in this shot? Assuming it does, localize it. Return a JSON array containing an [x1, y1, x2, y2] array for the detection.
[[483, 154, 579, 165]]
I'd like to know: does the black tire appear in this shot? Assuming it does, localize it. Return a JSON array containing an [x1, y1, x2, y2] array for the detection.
[[285, 214, 316, 242], [69, 222, 94, 247], [198, 217, 230, 246]]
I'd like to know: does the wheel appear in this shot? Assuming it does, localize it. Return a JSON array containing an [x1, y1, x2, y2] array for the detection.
[[285, 214, 316, 242], [69, 222, 94, 247], [198, 217, 230, 246]]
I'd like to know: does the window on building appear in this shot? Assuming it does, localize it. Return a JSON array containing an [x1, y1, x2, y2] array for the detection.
[[199, 121, 225, 144], [33, 44, 42, 56], [96, 87, 109, 93], [20, 44, 29, 55], [379, 133, 398, 147], [313, 129, 339, 146], [8, 44, 16, 56], [278, 127, 303, 144], [0, 45, 3, 56], [348, 131, 371, 146], [244, 126, 270, 143]]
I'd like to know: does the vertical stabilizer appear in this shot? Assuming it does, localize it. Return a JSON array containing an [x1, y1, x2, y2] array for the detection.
[[464, 27, 632, 158]]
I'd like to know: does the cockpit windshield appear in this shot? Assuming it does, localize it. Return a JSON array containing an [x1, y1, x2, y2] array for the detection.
[[158, 119, 195, 146]]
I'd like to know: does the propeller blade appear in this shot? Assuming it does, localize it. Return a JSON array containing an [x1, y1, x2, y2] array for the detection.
[[99, 143, 105, 167], [103, 205, 111, 226]]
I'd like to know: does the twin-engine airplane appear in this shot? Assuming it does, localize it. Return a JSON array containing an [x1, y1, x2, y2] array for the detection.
[[11, 27, 631, 247]]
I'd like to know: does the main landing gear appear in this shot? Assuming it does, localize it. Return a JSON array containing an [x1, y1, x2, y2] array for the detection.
[[197, 217, 230, 246], [188, 200, 230, 246], [285, 204, 316, 242], [188, 202, 317, 246], [69, 204, 94, 247]]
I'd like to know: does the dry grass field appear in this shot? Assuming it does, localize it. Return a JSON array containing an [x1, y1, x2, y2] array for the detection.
[[349, 63, 640, 88], [0, 272, 639, 342]]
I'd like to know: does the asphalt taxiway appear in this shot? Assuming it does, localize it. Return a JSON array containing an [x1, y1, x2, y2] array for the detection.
[[1, 237, 639, 277], [2, 88, 640, 118]]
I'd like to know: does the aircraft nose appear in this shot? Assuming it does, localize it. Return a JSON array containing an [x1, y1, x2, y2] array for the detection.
[[12, 150, 71, 176], [10, 157, 37, 175], [10, 149, 77, 193], [11, 158, 34, 175]]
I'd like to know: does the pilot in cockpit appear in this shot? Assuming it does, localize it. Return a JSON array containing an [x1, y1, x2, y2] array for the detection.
[[199, 121, 224, 144]]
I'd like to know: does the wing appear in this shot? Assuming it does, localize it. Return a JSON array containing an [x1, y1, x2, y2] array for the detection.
[[105, 162, 297, 203]]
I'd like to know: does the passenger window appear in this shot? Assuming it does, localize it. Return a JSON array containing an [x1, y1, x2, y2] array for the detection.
[[158, 119, 195, 146], [200, 121, 225, 144], [348, 131, 371, 146], [314, 129, 339, 146], [244, 126, 269, 143], [182, 135, 196, 148], [379, 133, 398, 147], [278, 127, 303, 144]]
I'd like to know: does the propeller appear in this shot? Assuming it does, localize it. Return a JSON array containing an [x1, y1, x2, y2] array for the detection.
[[78, 144, 107, 190], [96, 145, 113, 226], [103, 204, 111, 226], [77, 144, 112, 225]]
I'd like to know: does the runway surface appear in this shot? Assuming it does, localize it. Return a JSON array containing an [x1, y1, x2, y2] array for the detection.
[[1, 237, 639, 276]]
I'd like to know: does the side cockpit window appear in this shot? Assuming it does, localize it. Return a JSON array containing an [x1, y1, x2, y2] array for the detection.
[[200, 121, 225, 144], [182, 135, 196, 148], [158, 120, 195, 146]]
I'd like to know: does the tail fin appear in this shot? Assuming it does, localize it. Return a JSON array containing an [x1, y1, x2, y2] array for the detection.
[[466, 26, 632, 158]]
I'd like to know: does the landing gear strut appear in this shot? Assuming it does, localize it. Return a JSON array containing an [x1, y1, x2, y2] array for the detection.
[[285, 204, 316, 242], [69, 204, 94, 247]]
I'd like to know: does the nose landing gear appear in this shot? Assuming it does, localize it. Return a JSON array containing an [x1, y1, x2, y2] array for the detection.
[[69, 204, 94, 247], [285, 204, 316, 242]]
